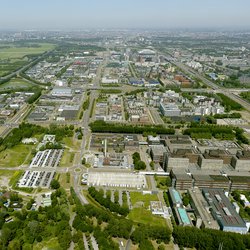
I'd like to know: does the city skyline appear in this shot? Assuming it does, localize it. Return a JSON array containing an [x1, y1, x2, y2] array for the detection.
[[1, 0, 250, 30]]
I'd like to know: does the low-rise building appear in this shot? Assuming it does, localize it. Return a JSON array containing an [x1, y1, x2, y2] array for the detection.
[[202, 188, 248, 234], [159, 102, 181, 117], [188, 187, 220, 230]]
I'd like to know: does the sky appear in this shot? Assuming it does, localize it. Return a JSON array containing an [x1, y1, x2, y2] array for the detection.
[[1, 0, 250, 30]]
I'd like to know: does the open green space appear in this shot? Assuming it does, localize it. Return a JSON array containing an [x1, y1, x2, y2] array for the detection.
[[155, 176, 172, 190], [0, 43, 55, 59], [59, 149, 75, 167], [0, 144, 33, 167], [57, 173, 71, 189], [128, 207, 167, 227], [129, 192, 158, 207], [0, 77, 34, 90], [63, 137, 80, 151], [0, 43, 55, 77]]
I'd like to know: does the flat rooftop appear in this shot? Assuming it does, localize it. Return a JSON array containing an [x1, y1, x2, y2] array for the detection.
[[203, 149, 229, 159], [202, 188, 247, 230], [236, 150, 250, 160], [177, 207, 191, 226], [169, 187, 183, 204]]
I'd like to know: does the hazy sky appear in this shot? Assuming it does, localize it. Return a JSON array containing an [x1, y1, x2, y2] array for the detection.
[[1, 0, 250, 30]]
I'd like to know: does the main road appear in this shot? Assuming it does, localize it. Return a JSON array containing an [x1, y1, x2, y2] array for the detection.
[[71, 52, 109, 205], [168, 58, 250, 112]]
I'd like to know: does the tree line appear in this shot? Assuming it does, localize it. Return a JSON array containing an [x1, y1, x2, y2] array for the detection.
[[173, 226, 250, 250], [89, 120, 175, 135]]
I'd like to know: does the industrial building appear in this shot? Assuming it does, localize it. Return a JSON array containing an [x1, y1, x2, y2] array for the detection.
[[202, 188, 248, 234], [51, 87, 72, 97]]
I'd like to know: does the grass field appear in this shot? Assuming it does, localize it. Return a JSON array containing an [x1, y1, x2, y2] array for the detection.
[[0, 77, 34, 90], [0, 43, 55, 59], [63, 137, 80, 151], [130, 192, 158, 208], [0, 144, 33, 167], [0, 170, 15, 188], [128, 207, 167, 227], [58, 173, 72, 189], [59, 148, 75, 167], [0, 43, 55, 77]]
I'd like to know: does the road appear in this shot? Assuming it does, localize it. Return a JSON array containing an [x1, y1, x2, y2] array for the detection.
[[168, 58, 250, 112], [0, 104, 32, 138], [71, 53, 108, 205], [0, 50, 53, 81], [149, 107, 165, 125], [139, 145, 157, 191]]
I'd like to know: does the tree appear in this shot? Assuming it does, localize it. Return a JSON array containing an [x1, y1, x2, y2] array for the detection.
[[50, 179, 60, 189]]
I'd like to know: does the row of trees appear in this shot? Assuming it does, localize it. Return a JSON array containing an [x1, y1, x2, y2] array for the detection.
[[184, 123, 235, 140], [89, 120, 175, 135], [217, 93, 243, 111], [88, 187, 129, 216], [27, 90, 42, 104], [173, 226, 250, 250], [184, 122, 249, 144]]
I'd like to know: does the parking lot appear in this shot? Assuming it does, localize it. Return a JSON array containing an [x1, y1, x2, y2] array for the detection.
[[18, 170, 56, 188], [30, 149, 63, 168], [87, 172, 147, 189]]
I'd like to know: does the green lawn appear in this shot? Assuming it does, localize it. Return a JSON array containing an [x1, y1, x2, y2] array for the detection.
[[128, 207, 167, 227], [130, 192, 158, 207], [0, 144, 33, 167]]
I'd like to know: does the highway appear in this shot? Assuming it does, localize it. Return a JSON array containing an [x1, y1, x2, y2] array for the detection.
[[0, 50, 53, 81], [0, 104, 32, 138], [168, 58, 250, 112]]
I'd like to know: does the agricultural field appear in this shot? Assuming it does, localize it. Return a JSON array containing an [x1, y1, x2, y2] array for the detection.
[[0, 77, 34, 90], [0, 43, 55, 59], [0, 43, 55, 76]]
